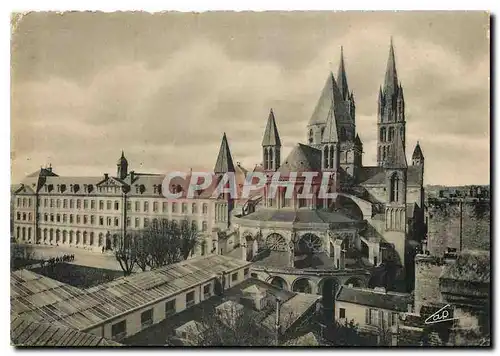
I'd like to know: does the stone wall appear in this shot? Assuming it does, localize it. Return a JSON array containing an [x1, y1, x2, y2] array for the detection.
[[427, 200, 490, 256], [413, 255, 445, 314]]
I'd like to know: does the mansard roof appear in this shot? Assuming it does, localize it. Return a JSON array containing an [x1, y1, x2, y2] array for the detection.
[[278, 143, 322, 174], [262, 109, 281, 147]]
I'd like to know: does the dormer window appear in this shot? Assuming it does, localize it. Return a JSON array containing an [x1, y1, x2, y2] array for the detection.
[[136, 185, 140, 194]]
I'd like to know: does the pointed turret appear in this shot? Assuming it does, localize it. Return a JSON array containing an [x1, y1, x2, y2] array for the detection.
[[214, 133, 235, 174], [337, 46, 349, 101], [384, 129, 407, 169], [412, 141, 424, 165], [322, 107, 339, 143], [384, 37, 399, 97], [117, 150, 128, 180], [262, 109, 282, 171], [262, 109, 281, 147], [355, 134, 362, 147]]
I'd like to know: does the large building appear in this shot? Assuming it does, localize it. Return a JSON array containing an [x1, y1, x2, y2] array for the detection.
[[12, 40, 426, 295]]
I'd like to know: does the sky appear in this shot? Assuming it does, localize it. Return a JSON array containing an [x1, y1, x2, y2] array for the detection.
[[11, 11, 490, 185]]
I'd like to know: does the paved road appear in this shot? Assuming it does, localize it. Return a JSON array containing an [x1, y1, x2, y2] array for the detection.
[[15, 244, 124, 271]]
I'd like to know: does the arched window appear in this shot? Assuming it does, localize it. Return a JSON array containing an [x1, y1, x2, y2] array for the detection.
[[321, 127, 325, 139], [388, 127, 395, 142], [264, 148, 269, 170], [328, 145, 334, 168], [308, 129, 313, 144], [323, 146, 329, 168], [389, 173, 399, 202], [380, 127, 387, 142], [269, 148, 274, 169], [340, 127, 347, 141], [202, 203, 208, 215]]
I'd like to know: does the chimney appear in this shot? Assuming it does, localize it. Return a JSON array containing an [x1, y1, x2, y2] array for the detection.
[[130, 171, 135, 182], [104, 173, 109, 180]]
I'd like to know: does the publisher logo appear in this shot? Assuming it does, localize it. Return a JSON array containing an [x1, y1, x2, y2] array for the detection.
[[424, 304, 456, 325]]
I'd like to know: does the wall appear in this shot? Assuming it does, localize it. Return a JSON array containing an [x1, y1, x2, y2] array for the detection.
[[427, 200, 490, 256], [413, 255, 445, 314], [335, 301, 399, 328]]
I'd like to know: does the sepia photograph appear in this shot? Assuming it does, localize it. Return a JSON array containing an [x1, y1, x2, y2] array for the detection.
[[9, 10, 490, 347]]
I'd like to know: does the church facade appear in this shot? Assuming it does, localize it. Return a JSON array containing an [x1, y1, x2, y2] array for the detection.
[[12, 40, 426, 295]]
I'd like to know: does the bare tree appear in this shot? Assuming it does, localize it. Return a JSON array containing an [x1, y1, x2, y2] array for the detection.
[[115, 233, 137, 276]]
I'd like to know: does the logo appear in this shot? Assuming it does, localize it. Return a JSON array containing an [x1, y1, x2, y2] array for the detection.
[[424, 304, 456, 325]]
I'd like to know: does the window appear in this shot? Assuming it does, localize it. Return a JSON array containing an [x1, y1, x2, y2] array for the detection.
[[90, 200, 95, 210], [144, 218, 149, 228], [56, 214, 60, 223], [153, 202, 158, 212], [44, 198, 48, 208], [84, 200, 88, 209], [56, 199, 60, 208], [111, 320, 126, 340], [114, 218, 119, 227], [63, 199, 68, 209], [76, 199, 81, 209], [50, 214, 54, 222], [107, 200, 112, 210], [232, 272, 238, 282], [50, 199, 54, 208], [62, 214, 67, 223], [192, 203, 197, 214], [244, 268, 249, 278], [135, 201, 140, 212], [135, 218, 139, 228], [76, 215, 80, 224], [99, 200, 104, 210], [182, 203, 187, 213], [84, 215, 88, 224], [91, 215, 95, 225], [162, 202, 168, 213], [203, 284, 211, 298], [367, 308, 380, 327], [99, 216, 104, 226], [17, 198, 20, 207], [172, 202, 177, 213], [126, 201, 131, 211], [340, 308, 346, 319], [144, 201, 149, 212], [140, 309, 153, 329], [202, 221, 207, 232], [16, 212, 20, 220], [251, 273, 258, 278], [202, 203, 208, 214], [165, 299, 176, 317], [107, 217, 112, 226], [186, 291, 195, 308], [69, 214, 74, 224], [114, 201, 119, 210], [388, 312, 398, 327]]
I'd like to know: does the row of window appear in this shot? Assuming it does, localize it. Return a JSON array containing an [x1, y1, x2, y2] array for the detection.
[[110, 285, 213, 341], [16, 197, 32, 208], [31, 198, 210, 215], [16, 212, 32, 221], [35, 213, 210, 231]]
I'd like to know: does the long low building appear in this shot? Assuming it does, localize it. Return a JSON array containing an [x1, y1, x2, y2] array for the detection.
[[11, 255, 252, 343]]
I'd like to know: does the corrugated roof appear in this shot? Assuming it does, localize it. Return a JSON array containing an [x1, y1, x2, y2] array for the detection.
[[11, 255, 251, 332], [336, 286, 412, 312], [11, 316, 121, 347]]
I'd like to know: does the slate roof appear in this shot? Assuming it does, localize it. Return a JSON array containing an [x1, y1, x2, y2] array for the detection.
[[11, 316, 121, 347], [239, 208, 356, 224], [357, 165, 423, 186], [278, 143, 322, 174], [262, 109, 281, 147], [336, 286, 412, 312], [11, 255, 251, 332], [308, 72, 351, 128]]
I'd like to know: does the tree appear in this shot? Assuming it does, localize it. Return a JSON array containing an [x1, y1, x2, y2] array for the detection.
[[115, 233, 137, 276]]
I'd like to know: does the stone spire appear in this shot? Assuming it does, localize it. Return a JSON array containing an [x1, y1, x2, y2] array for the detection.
[[214, 133, 235, 174], [262, 109, 281, 147], [412, 141, 424, 165], [383, 37, 399, 97], [337, 46, 349, 101]]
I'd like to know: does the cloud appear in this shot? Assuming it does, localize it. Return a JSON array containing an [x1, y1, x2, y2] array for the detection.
[[11, 12, 489, 186]]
